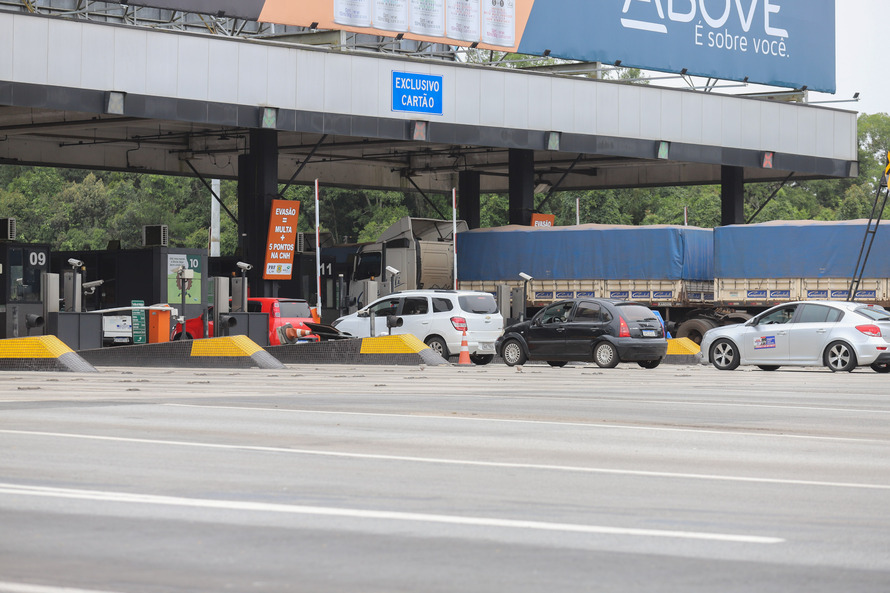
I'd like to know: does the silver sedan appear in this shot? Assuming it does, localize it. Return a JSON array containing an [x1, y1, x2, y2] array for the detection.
[[697, 300, 890, 372]]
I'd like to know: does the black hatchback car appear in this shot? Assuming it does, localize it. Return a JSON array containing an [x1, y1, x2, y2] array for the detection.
[[496, 298, 668, 368]]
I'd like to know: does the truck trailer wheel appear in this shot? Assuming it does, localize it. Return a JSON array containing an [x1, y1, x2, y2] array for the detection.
[[711, 339, 740, 370], [675, 318, 718, 345]]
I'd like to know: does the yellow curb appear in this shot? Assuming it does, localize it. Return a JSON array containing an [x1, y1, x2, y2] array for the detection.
[[360, 334, 428, 354], [0, 336, 75, 359], [190, 335, 263, 357], [667, 337, 701, 356]]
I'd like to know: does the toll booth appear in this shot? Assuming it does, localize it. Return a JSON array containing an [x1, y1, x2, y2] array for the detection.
[[0, 242, 51, 339]]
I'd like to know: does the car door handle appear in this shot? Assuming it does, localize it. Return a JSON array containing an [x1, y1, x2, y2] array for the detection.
[[777, 331, 787, 335], [816, 329, 827, 334], [556, 327, 565, 333]]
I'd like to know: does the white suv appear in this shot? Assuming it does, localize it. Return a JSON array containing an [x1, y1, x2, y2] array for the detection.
[[333, 290, 504, 364]]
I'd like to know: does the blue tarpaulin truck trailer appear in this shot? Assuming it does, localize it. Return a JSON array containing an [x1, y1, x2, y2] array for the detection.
[[457, 221, 890, 343]]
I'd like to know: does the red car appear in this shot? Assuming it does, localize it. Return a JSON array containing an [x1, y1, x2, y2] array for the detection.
[[173, 297, 319, 345]]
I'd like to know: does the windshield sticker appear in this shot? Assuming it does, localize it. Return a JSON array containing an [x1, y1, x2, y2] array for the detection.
[[754, 336, 776, 350]]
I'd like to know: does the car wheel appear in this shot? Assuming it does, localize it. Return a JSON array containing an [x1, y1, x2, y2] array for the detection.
[[593, 342, 619, 368], [757, 365, 780, 371], [171, 332, 192, 341], [870, 362, 890, 373], [424, 336, 448, 358], [470, 354, 494, 365], [710, 339, 740, 371], [547, 361, 568, 368], [824, 341, 857, 372], [638, 359, 661, 369], [501, 339, 527, 367]]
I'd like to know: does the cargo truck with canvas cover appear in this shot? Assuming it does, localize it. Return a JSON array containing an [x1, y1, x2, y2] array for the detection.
[[456, 221, 890, 344], [714, 220, 890, 308]]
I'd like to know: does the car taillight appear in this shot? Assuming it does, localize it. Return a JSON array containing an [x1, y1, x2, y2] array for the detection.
[[856, 324, 882, 337], [618, 316, 630, 338], [271, 302, 280, 318], [451, 316, 468, 331]]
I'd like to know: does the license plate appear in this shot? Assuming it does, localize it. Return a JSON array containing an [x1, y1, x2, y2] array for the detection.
[[642, 330, 657, 337], [478, 342, 494, 352], [113, 337, 130, 343]]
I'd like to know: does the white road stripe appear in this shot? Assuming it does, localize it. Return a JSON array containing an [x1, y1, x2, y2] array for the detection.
[[165, 403, 889, 444], [0, 582, 124, 593], [0, 483, 784, 544], [1, 429, 888, 491]]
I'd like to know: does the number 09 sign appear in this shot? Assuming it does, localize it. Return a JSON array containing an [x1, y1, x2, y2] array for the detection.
[[263, 199, 300, 280]]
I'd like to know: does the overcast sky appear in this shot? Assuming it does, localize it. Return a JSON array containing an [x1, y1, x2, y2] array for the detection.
[[811, 0, 888, 115]]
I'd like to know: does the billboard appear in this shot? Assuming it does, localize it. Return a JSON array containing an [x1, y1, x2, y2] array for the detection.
[[126, 0, 836, 92]]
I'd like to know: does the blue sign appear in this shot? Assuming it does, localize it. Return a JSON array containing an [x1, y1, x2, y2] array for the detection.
[[535, 291, 555, 299], [610, 291, 630, 299], [517, 0, 836, 92], [770, 290, 791, 299], [653, 291, 673, 300], [856, 291, 877, 299], [807, 290, 829, 299], [555, 292, 574, 299], [576, 291, 596, 298], [831, 290, 849, 299], [632, 291, 651, 300], [392, 71, 443, 116], [747, 290, 768, 299]]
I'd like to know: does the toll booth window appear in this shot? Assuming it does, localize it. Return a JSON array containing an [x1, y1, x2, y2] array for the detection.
[[354, 252, 382, 281], [7, 248, 44, 303], [401, 297, 429, 315]]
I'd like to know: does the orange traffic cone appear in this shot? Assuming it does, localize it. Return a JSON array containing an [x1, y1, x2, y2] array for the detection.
[[457, 330, 472, 365]]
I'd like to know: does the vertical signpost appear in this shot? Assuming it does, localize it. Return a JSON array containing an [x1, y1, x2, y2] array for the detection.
[[315, 179, 322, 309], [452, 187, 458, 290], [262, 199, 300, 281], [131, 299, 146, 344]]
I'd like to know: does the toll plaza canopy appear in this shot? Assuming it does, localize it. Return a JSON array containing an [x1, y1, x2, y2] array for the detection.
[[0, 8, 858, 196]]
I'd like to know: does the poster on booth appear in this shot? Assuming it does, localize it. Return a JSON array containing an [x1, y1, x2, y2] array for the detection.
[[166, 254, 202, 305], [263, 199, 300, 280], [531, 213, 555, 228]]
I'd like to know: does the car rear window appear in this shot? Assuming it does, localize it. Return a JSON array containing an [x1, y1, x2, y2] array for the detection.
[[854, 306, 890, 321], [458, 294, 498, 314], [615, 304, 658, 322], [279, 301, 312, 318]]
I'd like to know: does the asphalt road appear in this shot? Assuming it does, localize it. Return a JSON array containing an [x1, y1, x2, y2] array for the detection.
[[1, 361, 888, 593]]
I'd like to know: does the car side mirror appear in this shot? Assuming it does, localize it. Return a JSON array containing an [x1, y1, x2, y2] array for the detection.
[[746, 319, 757, 326], [357, 310, 369, 318], [533, 318, 542, 327]]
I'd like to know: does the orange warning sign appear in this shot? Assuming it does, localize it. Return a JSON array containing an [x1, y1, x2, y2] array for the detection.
[[263, 199, 300, 280]]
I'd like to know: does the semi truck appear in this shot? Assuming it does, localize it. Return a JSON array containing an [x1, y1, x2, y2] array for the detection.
[[347, 217, 468, 311], [456, 220, 890, 343]]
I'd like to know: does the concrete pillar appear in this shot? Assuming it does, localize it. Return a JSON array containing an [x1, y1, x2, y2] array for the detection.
[[458, 170, 481, 229], [237, 129, 278, 297], [508, 149, 535, 226], [721, 165, 745, 226]]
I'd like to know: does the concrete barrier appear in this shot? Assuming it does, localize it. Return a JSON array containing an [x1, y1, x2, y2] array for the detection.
[[79, 335, 284, 369], [0, 336, 98, 372], [267, 335, 448, 366], [663, 337, 701, 365]]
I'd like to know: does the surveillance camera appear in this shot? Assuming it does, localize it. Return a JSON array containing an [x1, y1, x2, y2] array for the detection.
[[68, 258, 84, 268], [519, 272, 533, 281], [385, 266, 400, 275], [82, 280, 104, 290], [236, 261, 253, 271]]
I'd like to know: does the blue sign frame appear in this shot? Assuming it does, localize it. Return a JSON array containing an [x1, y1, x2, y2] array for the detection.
[[392, 71, 444, 116]]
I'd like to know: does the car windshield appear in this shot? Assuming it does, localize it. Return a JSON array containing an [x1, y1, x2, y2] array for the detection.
[[279, 301, 312, 318], [615, 304, 658, 322], [854, 306, 890, 321], [458, 294, 498, 314]]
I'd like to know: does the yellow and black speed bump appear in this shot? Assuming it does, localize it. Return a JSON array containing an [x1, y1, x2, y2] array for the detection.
[[79, 335, 284, 369], [663, 338, 701, 364], [0, 336, 98, 372], [267, 335, 448, 366]]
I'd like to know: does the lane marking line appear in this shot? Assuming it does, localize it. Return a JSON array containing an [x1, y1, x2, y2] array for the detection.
[[0, 483, 784, 545], [0, 582, 124, 593], [1, 429, 888, 491], [165, 403, 890, 444]]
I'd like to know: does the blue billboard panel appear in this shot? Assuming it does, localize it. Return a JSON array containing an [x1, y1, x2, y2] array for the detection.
[[516, 0, 836, 92]]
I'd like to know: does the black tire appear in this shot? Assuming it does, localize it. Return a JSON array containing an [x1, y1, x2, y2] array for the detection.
[[824, 341, 857, 372], [757, 365, 780, 371], [171, 332, 193, 341], [638, 359, 661, 369], [501, 339, 527, 367], [424, 336, 448, 358], [710, 338, 740, 371], [547, 360, 568, 368], [675, 318, 718, 345], [870, 362, 890, 373], [593, 342, 619, 368], [470, 354, 494, 365]]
